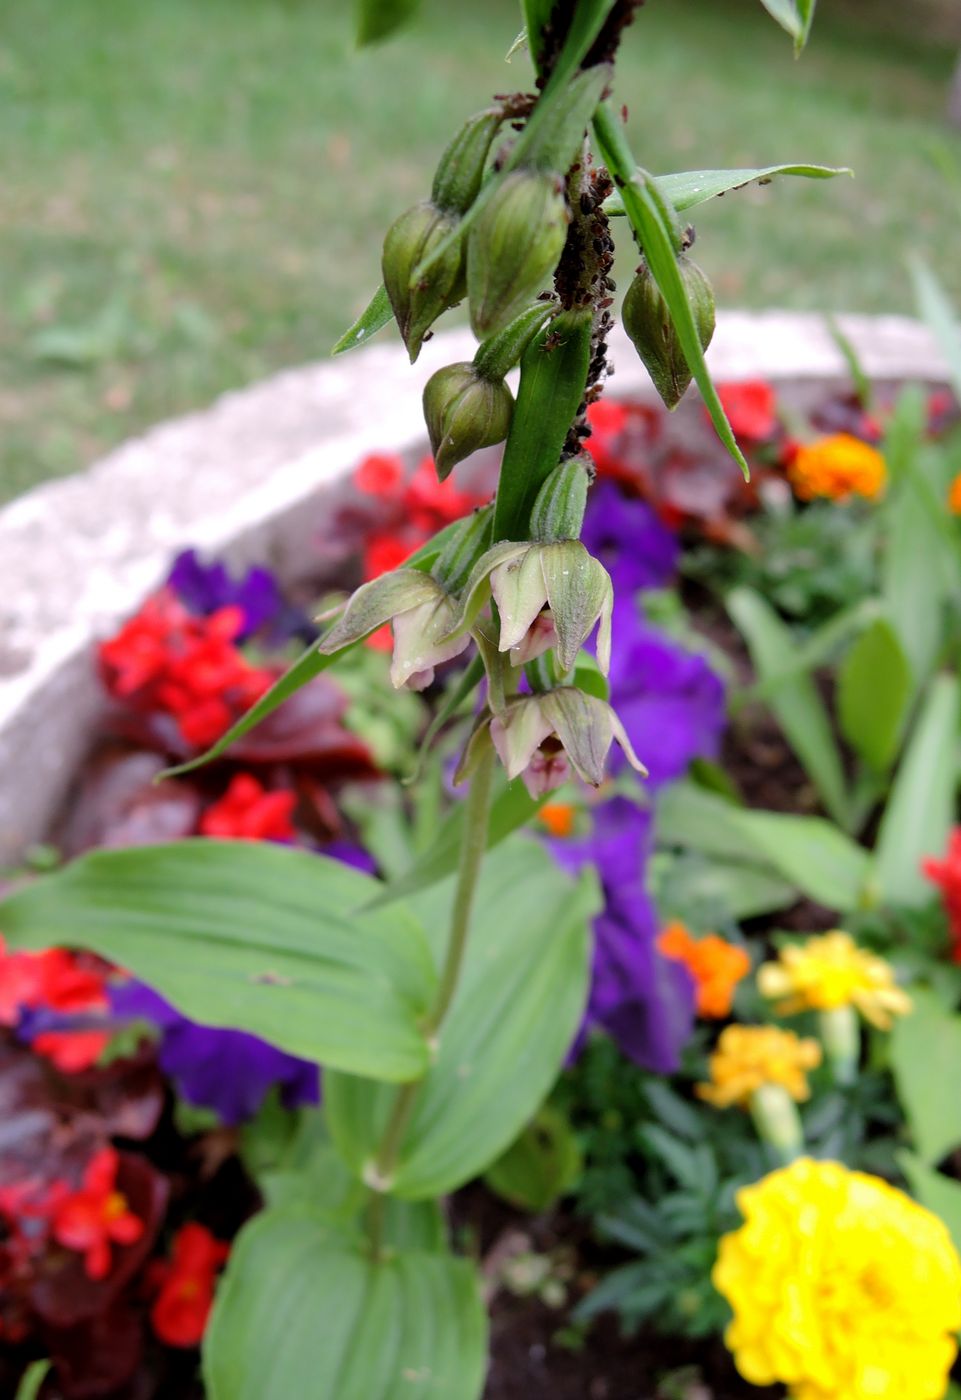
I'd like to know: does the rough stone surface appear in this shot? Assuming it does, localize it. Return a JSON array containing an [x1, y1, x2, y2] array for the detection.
[[0, 311, 950, 861]]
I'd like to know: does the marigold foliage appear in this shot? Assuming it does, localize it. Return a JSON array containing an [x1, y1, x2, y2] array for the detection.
[[757, 930, 911, 1029], [697, 1024, 821, 1109], [787, 433, 886, 502], [714, 1158, 961, 1400]]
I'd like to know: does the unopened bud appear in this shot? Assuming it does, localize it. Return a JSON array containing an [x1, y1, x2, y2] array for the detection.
[[432, 108, 503, 216], [529, 456, 591, 542], [423, 363, 513, 481], [467, 170, 570, 339], [382, 202, 466, 363], [622, 255, 715, 410]]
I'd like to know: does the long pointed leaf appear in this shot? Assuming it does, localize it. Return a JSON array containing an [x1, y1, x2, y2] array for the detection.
[[331, 284, 393, 356], [911, 258, 961, 405], [592, 103, 748, 479], [604, 163, 851, 218]]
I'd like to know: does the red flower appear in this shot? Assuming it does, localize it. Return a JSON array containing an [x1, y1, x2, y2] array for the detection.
[[199, 774, 296, 842], [716, 380, 778, 441], [99, 590, 275, 750], [150, 1223, 230, 1348], [354, 453, 405, 496], [363, 531, 418, 582], [923, 827, 961, 960], [53, 1148, 144, 1281], [404, 457, 481, 531], [31, 1029, 112, 1073], [584, 399, 630, 476], [0, 938, 110, 1072]]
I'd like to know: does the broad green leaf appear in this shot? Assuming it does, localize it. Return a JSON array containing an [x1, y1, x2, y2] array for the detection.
[[331, 283, 393, 356], [898, 1152, 961, 1255], [327, 840, 597, 1198], [0, 841, 436, 1082], [15, 1363, 51, 1400], [727, 808, 869, 912], [485, 1105, 583, 1212], [605, 163, 850, 218], [356, 0, 421, 47], [837, 617, 911, 772], [204, 1209, 486, 1400], [758, 0, 817, 51], [734, 598, 882, 710], [592, 102, 748, 480], [890, 989, 961, 1166], [873, 673, 960, 907], [687, 859, 796, 921], [728, 587, 849, 826], [363, 775, 547, 910], [911, 258, 961, 405]]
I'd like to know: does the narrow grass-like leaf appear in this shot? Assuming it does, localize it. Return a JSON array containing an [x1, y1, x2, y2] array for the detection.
[[15, 1363, 51, 1400], [331, 283, 393, 356], [0, 841, 437, 1082], [873, 673, 960, 907], [205, 1210, 486, 1400], [592, 103, 748, 479], [728, 586, 849, 826], [912, 258, 961, 404], [604, 163, 850, 218]]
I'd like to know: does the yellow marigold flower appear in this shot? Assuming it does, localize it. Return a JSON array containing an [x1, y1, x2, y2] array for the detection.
[[696, 1024, 821, 1110], [787, 433, 887, 502], [949, 470, 961, 515], [714, 1158, 961, 1400], [757, 930, 911, 1030]]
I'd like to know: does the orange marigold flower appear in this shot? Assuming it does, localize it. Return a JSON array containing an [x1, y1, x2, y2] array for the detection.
[[537, 803, 575, 839], [787, 433, 886, 503], [657, 921, 750, 1018], [948, 472, 961, 515], [697, 1024, 822, 1109]]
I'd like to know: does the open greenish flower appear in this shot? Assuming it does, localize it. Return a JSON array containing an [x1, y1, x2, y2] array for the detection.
[[458, 687, 646, 797], [318, 569, 468, 691], [447, 539, 613, 676]]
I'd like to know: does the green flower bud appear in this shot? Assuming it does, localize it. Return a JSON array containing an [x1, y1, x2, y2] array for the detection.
[[467, 170, 570, 339], [423, 363, 513, 481], [529, 456, 591, 543], [622, 254, 716, 410], [382, 202, 466, 363], [431, 108, 503, 216]]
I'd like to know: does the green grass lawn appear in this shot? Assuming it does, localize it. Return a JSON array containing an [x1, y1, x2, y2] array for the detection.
[[1, 0, 959, 502]]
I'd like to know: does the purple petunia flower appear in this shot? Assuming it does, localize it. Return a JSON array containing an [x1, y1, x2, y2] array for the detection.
[[605, 602, 726, 789], [553, 797, 695, 1073], [109, 981, 319, 1125], [580, 481, 679, 595], [167, 549, 317, 645]]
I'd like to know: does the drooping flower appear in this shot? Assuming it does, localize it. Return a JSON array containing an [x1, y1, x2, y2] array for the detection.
[[579, 480, 679, 596], [657, 922, 750, 1018], [52, 1147, 144, 1281], [199, 774, 297, 842], [697, 1024, 821, 1109], [758, 930, 911, 1030], [923, 826, 961, 958], [149, 1223, 230, 1348], [109, 981, 320, 1125], [716, 380, 778, 441], [714, 1158, 961, 1400], [786, 433, 887, 502]]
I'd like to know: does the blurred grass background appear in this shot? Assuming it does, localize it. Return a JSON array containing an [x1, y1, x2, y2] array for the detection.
[[2, 0, 960, 502]]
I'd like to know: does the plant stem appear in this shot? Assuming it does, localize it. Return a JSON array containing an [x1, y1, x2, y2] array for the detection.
[[366, 745, 496, 1249]]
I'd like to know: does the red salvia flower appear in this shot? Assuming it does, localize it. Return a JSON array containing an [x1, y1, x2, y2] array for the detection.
[[584, 399, 629, 476], [199, 774, 296, 842], [923, 827, 961, 961], [150, 1223, 230, 1348], [716, 380, 778, 441], [52, 1147, 144, 1281]]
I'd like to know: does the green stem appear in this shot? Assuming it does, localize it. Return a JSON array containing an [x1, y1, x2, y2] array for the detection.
[[365, 746, 496, 1248]]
